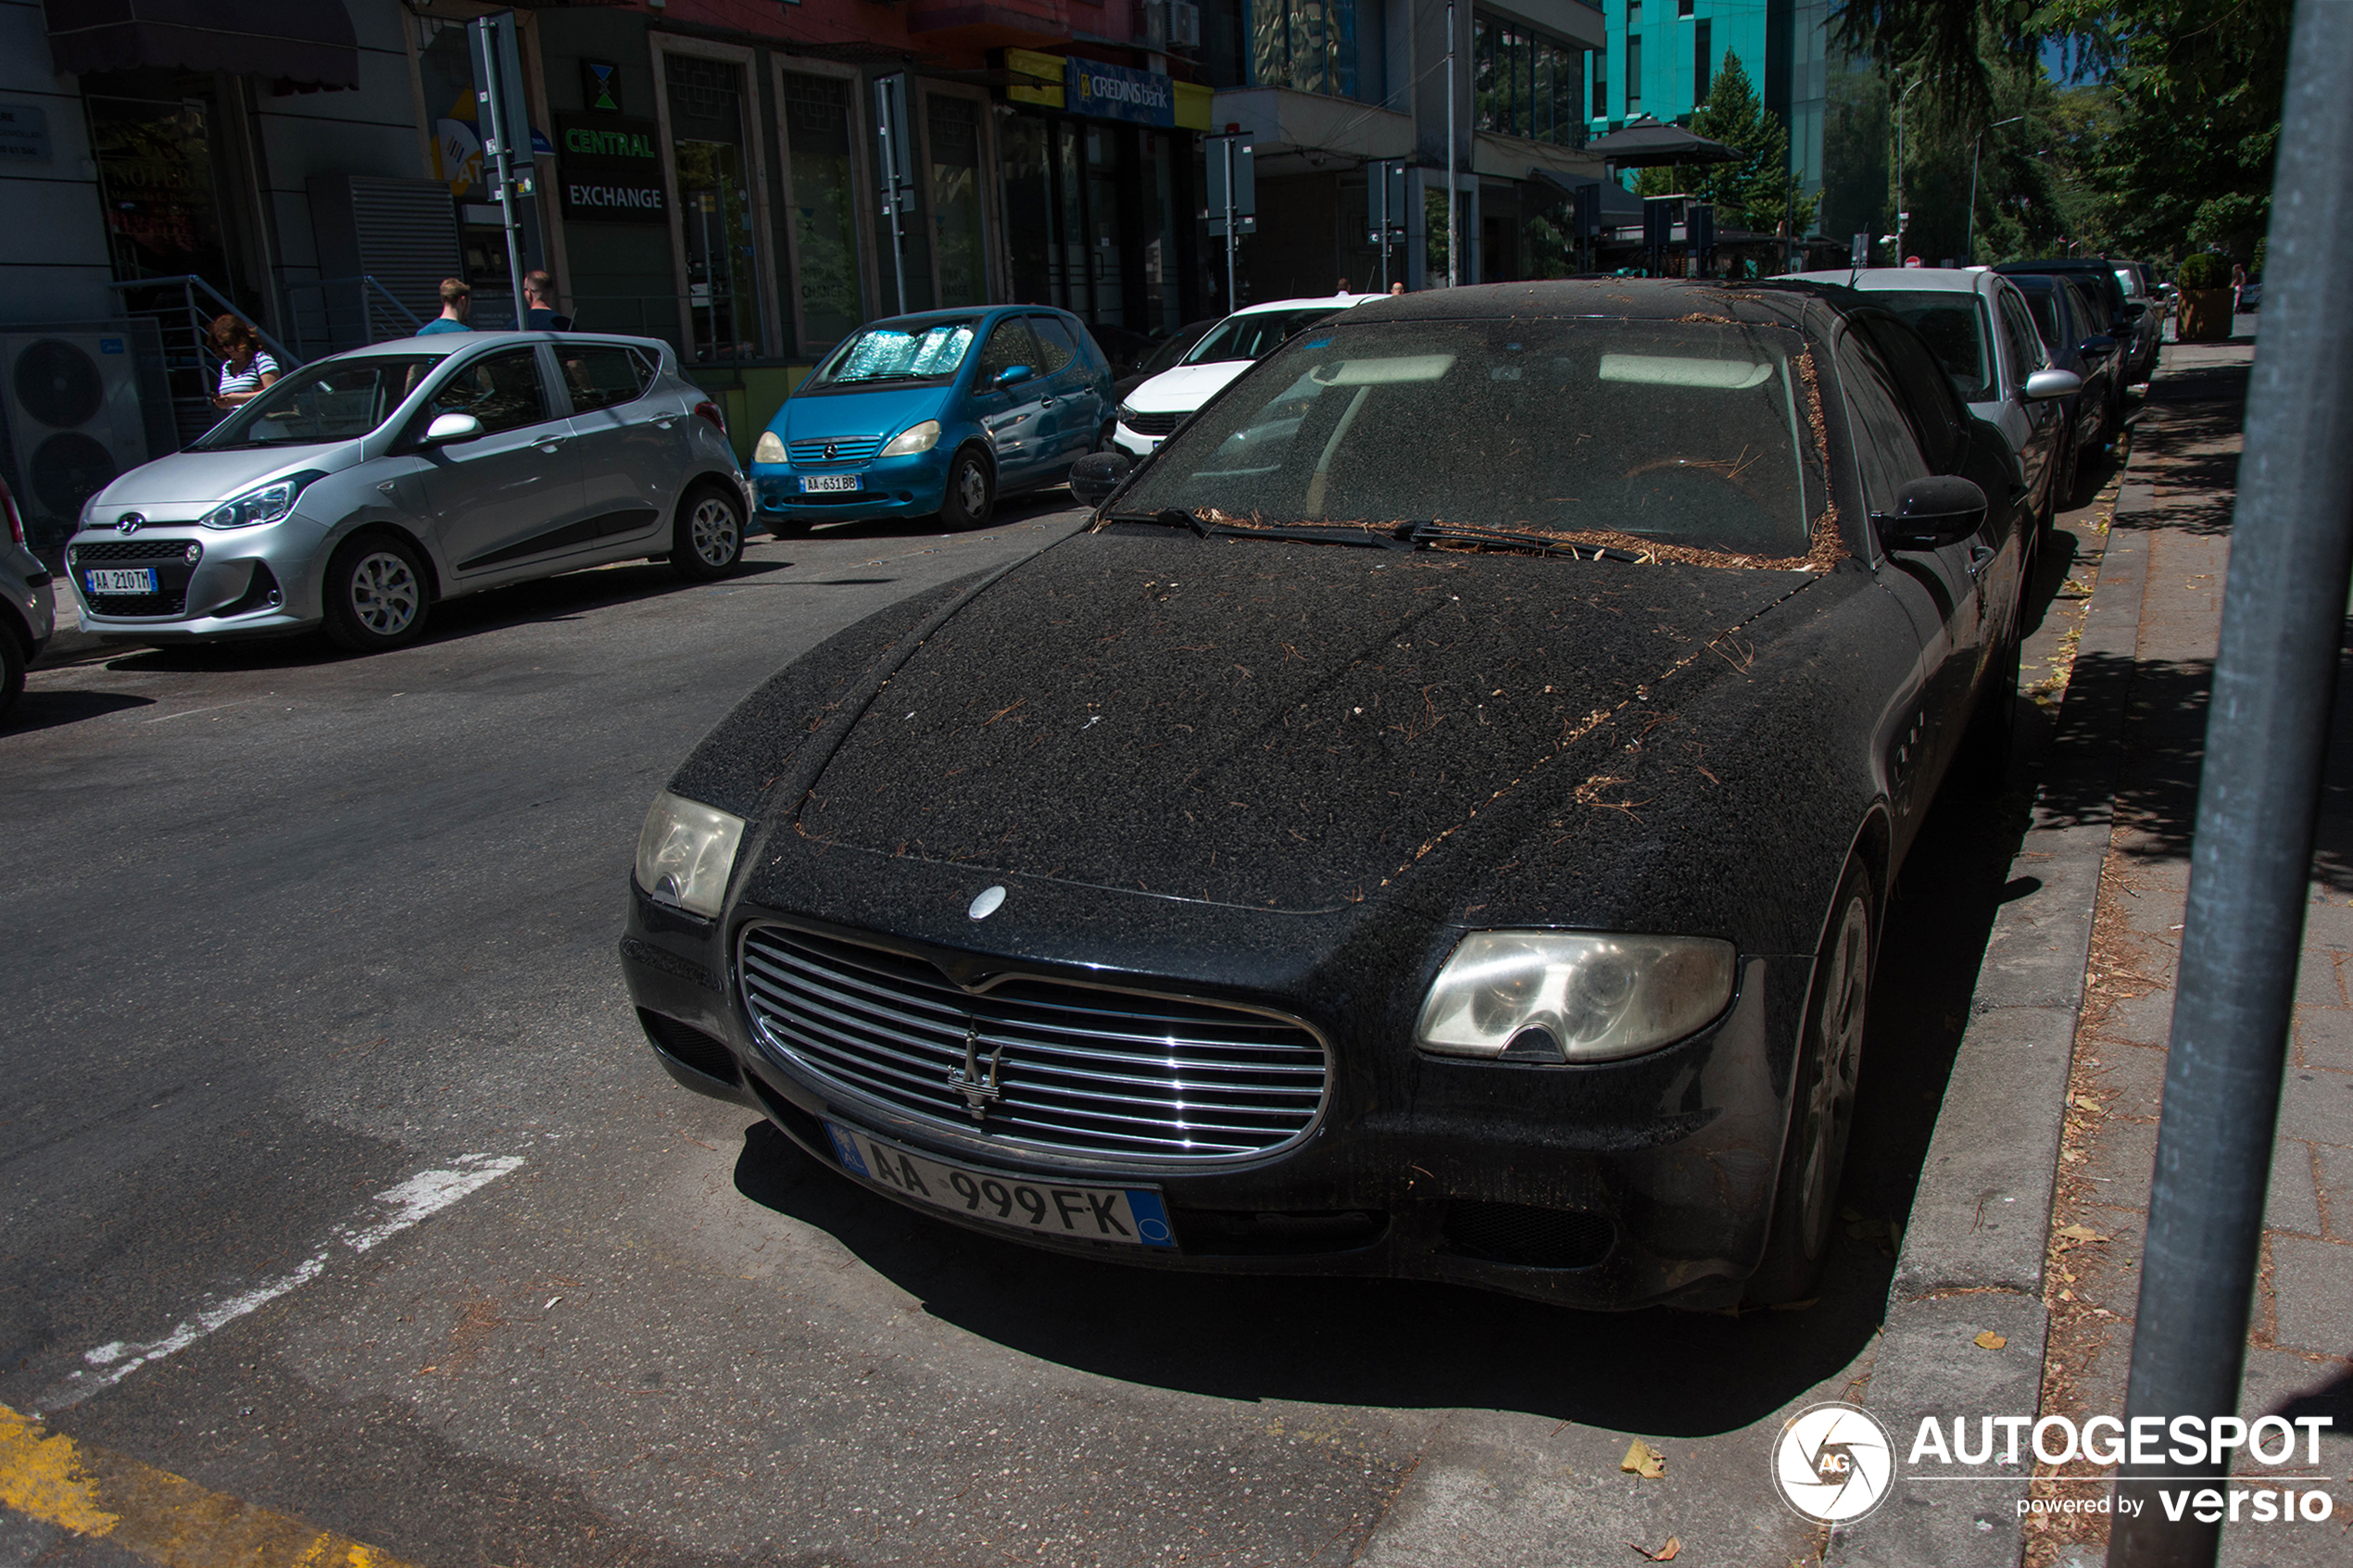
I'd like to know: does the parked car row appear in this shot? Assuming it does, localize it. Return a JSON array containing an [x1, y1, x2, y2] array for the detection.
[[621, 276, 2038, 1311]]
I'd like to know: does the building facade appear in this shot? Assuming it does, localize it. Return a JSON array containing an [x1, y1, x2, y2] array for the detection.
[[1585, 0, 1828, 227]]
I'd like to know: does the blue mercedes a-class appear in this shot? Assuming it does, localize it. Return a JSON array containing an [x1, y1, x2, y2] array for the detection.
[[750, 307, 1114, 533]]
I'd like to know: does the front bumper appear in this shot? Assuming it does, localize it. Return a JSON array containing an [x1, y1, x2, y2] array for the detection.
[[1110, 422, 1166, 461], [751, 449, 950, 521], [618, 860, 1812, 1311], [63, 520, 325, 641]]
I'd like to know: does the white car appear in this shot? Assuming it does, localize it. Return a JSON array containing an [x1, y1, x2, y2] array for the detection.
[[1110, 295, 1365, 459], [1797, 268, 2082, 569]]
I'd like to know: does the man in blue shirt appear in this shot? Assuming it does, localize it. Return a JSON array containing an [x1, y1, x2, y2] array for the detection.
[[417, 278, 472, 335], [523, 270, 573, 332]]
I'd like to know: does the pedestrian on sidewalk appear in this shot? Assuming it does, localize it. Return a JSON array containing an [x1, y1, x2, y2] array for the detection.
[[523, 270, 573, 332], [2230, 258, 2247, 313], [208, 315, 279, 409], [417, 279, 473, 335]]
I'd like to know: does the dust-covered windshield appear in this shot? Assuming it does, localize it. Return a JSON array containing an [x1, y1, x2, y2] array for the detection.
[[1118, 317, 1828, 559]]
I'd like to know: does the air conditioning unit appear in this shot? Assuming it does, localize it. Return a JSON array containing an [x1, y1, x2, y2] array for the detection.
[[1168, 1, 1202, 51], [1, 332, 149, 541]]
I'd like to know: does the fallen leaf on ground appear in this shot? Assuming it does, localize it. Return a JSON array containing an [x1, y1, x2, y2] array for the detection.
[[1621, 1438, 1667, 1479], [2056, 1223, 2110, 1247], [1629, 1537, 1682, 1562], [1975, 1330, 2007, 1350]]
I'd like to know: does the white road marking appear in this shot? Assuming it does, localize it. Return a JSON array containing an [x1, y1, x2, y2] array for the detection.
[[143, 700, 257, 723], [40, 1152, 522, 1411]]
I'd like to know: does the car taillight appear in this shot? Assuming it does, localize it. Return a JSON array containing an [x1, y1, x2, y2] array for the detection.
[[0, 478, 21, 547], [694, 400, 726, 434]]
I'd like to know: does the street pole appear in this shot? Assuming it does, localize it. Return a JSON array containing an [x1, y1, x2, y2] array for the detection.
[[1224, 139, 1238, 308], [1445, 0, 1458, 287], [1966, 115, 2023, 263], [470, 19, 527, 328], [2106, 4, 2353, 1563], [1894, 75, 1922, 264]]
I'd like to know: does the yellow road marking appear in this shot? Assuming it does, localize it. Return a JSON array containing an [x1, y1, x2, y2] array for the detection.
[[1, 1402, 422, 1568]]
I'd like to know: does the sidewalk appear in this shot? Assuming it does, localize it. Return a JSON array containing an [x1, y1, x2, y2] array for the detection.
[[2022, 338, 2353, 1565]]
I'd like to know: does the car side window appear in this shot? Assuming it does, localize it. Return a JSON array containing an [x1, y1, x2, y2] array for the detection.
[[1836, 332, 1930, 518], [1026, 315, 1081, 377], [1856, 314, 1965, 473], [975, 319, 1039, 384], [1997, 292, 2045, 387], [428, 348, 550, 436], [560, 345, 648, 415]]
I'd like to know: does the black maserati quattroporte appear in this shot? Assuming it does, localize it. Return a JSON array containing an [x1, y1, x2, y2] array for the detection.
[[619, 279, 2027, 1310]]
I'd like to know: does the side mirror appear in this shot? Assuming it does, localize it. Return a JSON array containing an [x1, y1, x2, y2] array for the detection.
[[2079, 334, 2118, 358], [2119, 303, 2146, 321], [1874, 474, 1987, 552], [1068, 450, 1132, 508], [422, 411, 482, 445], [2022, 368, 2082, 401], [995, 364, 1035, 388]]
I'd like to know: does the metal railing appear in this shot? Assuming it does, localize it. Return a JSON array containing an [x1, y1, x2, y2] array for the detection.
[[107, 274, 301, 452], [280, 274, 423, 359]]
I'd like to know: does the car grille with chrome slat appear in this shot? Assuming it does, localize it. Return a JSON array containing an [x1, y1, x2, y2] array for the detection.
[[1120, 409, 1186, 437], [787, 436, 884, 466], [70, 539, 201, 564], [738, 925, 1328, 1162]]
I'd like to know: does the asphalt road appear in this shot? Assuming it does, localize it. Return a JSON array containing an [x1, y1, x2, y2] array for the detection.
[[0, 468, 2119, 1567]]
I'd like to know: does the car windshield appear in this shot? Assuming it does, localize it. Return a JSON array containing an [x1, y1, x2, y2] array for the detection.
[[1182, 308, 1343, 366], [195, 355, 445, 449], [806, 320, 976, 388], [1873, 292, 1996, 402], [1117, 317, 1828, 560], [1139, 321, 1214, 378]]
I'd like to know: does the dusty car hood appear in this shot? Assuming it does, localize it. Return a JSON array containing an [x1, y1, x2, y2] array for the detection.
[[792, 531, 1823, 915], [91, 444, 352, 512]]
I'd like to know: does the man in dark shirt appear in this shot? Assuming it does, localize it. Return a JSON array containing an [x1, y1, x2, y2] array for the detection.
[[523, 270, 573, 332]]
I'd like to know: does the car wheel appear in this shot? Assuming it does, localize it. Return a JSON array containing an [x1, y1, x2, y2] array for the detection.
[[1960, 614, 2023, 789], [0, 622, 23, 721], [2056, 418, 2082, 510], [939, 447, 994, 531], [322, 533, 430, 654], [1747, 859, 1874, 1306], [672, 484, 746, 582]]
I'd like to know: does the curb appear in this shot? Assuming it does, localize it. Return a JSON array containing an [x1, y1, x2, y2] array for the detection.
[[1830, 455, 2162, 1563]]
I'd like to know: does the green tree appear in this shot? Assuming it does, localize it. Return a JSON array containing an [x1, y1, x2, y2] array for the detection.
[[1634, 52, 1818, 234]]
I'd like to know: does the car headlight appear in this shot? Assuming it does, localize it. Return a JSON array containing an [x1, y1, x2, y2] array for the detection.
[[634, 791, 747, 919], [1116, 404, 1138, 425], [1415, 931, 1736, 1062], [201, 473, 319, 530], [878, 419, 940, 457], [752, 430, 786, 465]]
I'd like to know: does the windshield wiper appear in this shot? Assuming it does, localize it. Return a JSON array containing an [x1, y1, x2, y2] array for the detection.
[[1394, 520, 1645, 562]]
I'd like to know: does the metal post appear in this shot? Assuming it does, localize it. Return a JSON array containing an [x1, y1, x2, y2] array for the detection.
[[2107, 5, 2353, 1563], [1894, 76, 1921, 264], [1225, 139, 1238, 308], [472, 20, 526, 327], [1445, 0, 1458, 287]]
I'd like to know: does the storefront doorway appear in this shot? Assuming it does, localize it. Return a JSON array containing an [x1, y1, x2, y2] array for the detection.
[[1000, 112, 1193, 339], [665, 55, 765, 361]]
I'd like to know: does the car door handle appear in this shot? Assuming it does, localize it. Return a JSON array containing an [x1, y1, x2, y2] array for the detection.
[[652, 418, 676, 430], [1039, 396, 1057, 408], [1968, 544, 1997, 578], [535, 435, 566, 452]]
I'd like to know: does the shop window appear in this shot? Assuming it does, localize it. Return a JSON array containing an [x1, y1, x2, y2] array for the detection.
[[86, 94, 235, 287], [782, 72, 862, 352], [1695, 20, 1712, 99], [926, 94, 989, 308], [1251, 0, 1356, 99], [665, 55, 764, 361], [1627, 35, 1642, 111], [1472, 18, 1583, 145]]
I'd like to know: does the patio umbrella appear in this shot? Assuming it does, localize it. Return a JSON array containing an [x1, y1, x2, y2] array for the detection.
[[1585, 116, 1742, 169]]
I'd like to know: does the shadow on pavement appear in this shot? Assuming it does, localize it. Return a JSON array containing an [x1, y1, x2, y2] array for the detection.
[[0, 688, 155, 734]]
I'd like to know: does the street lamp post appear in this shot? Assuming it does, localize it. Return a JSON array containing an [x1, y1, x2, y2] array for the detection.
[[1966, 115, 2024, 262], [1894, 75, 1924, 263]]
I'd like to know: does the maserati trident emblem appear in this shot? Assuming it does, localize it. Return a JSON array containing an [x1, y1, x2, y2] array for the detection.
[[115, 513, 144, 534], [948, 1024, 1004, 1122]]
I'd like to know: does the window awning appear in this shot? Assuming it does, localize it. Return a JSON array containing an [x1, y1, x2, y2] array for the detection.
[[44, 0, 359, 94]]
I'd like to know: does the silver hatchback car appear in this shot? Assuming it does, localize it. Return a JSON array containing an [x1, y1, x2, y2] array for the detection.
[[65, 332, 748, 653]]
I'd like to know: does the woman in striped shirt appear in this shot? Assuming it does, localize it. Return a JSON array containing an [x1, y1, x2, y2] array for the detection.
[[208, 314, 281, 408]]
